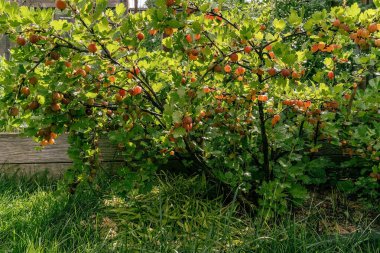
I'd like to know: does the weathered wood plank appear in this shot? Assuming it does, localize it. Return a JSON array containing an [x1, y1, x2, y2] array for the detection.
[[0, 132, 352, 177], [0, 133, 349, 165], [0, 133, 122, 164], [0, 133, 71, 164], [0, 161, 125, 177], [0, 163, 69, 177]]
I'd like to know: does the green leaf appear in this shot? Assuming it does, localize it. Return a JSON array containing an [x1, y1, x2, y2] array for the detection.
[[18, 64, 26, 74], [313, 71, 324, 83], [36, 95, 45, 105], [296, 50, 307, 62], [323, 58, 334, 69], [191, 21, 202, 33], [162, 37, 173, 49], [282, 53, 297, 65], [152, 82, 164, 92], [255, 31, 264, 41], [355, 56, 370, 64], [304, 19, 315, 31], [95, 17, 109, 32], [288, 184, 308, 200], [51, 20, 70, 31], [200, 3, 211, 12], [374, 0, 380, 8], [318, 83, 330, 95], [337, 180, 356, 194], [240, 25, 254, 39], [346, 3, 360, 17], [85, 92, 98, 98], [115, 3, 126, 16], [273, 19, 286, 31], [333, 83, 343, 94], [94, 0, 108, 20], [202, 46, 212, 57], [177, 87, 186, 97], [173, 127, 186, 138], [106, 42, 119, 54], [166, 19, 182, 28], [172, 111, 183, 123], [224, 171, 233, 179], [288, 10, 302, 26]]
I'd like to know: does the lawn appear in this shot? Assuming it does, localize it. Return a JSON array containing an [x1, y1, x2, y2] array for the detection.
[[0, 171, 379, 252]]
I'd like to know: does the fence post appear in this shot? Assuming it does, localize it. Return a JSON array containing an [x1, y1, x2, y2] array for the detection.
[[361, 0, 373, 4], [134, 0, 139, 13]]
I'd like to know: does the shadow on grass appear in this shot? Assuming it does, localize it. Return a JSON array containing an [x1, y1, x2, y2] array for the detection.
[[0, 171, 378, 252], [0, 171, 109, 252]]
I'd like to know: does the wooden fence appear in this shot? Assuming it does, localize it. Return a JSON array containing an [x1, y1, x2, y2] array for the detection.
[[0, 132, 352, 176], [0, 133, 123, 175]]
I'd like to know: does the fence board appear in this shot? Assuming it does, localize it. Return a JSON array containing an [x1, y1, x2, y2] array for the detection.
[[0, 163, 69, 177], [0, 133, 123, 165], [0, 133, 70, 164], [0, 133, 351, 176]]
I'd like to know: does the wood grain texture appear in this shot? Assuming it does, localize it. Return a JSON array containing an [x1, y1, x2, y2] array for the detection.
[[0, 163, 69, 177], [0, 161, 125, 177], [0, 133, 70, 164], [0, 133, 123, 164], [0, 133, 349, 176]]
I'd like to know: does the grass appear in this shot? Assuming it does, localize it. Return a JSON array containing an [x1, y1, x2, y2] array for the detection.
[[0, 171, 379, 252]]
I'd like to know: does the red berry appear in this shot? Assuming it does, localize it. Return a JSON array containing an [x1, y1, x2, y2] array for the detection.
[[132, 86, 142, 96], [88, 43, 97, 53], [119, 89, 127, 97], [203, 87, 211, 93], [327, 71, 334, 80], [281, 69, 291, 78], [9, 107, 19, 116], [166, 0, 175, 7], [268, 68, 276, 76], [332, 19, 341, 27], [229, 53, 239, 62], [29, 34, 40, 44], [368, 23, 378, 33], [51, 103, 61, 112], [21, 87, 30, 96], [235, 66, 246, 75], [41, 139, 49, 146], [137, 32, 145, 41], [224, 65, 232, 73], [258, 95, 268, 102], [182, 116, 193, 124], [55, 0, 67, 10], [185, 34, 192, 43], [16, 36, 26, 46]]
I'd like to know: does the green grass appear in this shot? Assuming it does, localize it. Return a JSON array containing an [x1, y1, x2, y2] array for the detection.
[[0, 172, 379, 252]]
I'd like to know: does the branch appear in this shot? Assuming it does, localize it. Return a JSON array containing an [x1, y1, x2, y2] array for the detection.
[[52, 34, 88, 53], [68, 2, 164, 112], [14, 46, 58, 104], [203, 31, 225, 57]]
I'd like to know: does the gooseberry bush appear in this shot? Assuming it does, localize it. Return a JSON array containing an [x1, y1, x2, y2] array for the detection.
[[0, 0, 379, 211]]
